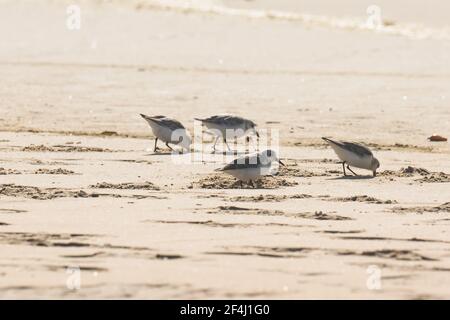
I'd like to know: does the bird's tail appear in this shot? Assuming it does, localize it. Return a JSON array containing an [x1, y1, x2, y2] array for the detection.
[[322, 137, 344, 150], [141, 114, 165, 125], [194, 118, 205, 122], [322, 137, 335, 144]]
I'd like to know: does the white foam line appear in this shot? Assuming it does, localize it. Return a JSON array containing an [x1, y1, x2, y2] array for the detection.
[[138, 0, 450, 41]]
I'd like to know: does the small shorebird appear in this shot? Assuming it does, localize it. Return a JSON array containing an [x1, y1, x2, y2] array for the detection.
[[140, 114, 191, 152], [217, 149, 284, 186], [322, 137, 380, 177], [194, 115, 259, 152]]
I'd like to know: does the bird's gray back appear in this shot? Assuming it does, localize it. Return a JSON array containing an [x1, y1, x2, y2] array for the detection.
[[151, 117, 185, 131], [340, 142, 373, 157], [222, 154, 264, 171], [203, 115, 253, 128]]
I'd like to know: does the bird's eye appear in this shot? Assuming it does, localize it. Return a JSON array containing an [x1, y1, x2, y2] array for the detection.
[[267, 150, 272, 157]]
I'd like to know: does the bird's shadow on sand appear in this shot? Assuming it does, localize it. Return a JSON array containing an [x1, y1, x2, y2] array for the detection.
[[145, 152, 173, 156], [328, 175, 374, 181], [210, 150, 252, 156], [144, 149, 253, 157]]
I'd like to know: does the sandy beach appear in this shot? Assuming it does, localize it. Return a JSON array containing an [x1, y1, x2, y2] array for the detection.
[[0, 0, 449, 299]]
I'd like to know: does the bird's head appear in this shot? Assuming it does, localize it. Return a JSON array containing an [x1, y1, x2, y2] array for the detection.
[[371, 157, 380, 177], [260, 149, 285, 166], [245, 120, 259, 138], [172, 130, 192, 152]]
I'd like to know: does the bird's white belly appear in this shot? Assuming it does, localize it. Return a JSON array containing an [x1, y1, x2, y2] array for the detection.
[[332, 146, 372, 170], [225, 168, 262, 182], [150, 123, 180, 144]]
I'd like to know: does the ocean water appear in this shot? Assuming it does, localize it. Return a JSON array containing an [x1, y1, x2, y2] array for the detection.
[[129, 0, 450, 40]]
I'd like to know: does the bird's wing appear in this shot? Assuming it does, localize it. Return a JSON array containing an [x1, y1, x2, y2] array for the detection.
[[323, 138, 372, 157], [150, 117, 185, 130], [201, 115, 245, 126], [221, 154, 261, 171], [341, 142, 373, 157]]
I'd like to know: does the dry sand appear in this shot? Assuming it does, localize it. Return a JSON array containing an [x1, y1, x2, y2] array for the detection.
[[0, 0, 449, 299]]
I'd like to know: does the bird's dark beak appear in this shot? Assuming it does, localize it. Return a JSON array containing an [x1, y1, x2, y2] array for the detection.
[[278, 160, 285, 166]]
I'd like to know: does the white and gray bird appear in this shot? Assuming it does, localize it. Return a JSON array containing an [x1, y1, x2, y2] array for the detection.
[[140, 114, 191, 152], [322, 137, 380, 177], [216, 149, 284, 186], [194, 115, 259, 152]]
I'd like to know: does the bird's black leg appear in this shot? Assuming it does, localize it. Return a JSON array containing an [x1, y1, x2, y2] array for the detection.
[[347, 165, 358, 176], [249, 180, 255, 188], [342, 162, 347, 176], [223, 137, 231, 152], [153, 138, 159, 152], [211, 136, 219, 153], [245, 136, 250, 153], [165, 142, 173, 151]]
